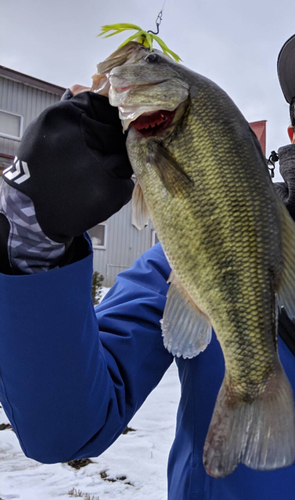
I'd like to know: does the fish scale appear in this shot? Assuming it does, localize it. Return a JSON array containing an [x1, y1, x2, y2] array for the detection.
[[135, 100, 279, 389], [94, 41, 295, 478]]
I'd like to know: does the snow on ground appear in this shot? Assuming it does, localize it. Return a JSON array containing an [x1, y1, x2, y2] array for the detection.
[[100, 287, 111, 302], [0, 362, 180, 500]]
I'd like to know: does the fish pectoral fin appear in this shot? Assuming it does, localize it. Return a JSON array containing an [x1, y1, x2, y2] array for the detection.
[[161, 271, 212, 358], [277, 203, 295, 320], [203, 363, 295, 478], [149, 142, 193, 197], [132, 180, 150, 230]]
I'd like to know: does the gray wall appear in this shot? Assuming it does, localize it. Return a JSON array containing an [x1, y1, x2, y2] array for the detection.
[[0, 76, 61, 159], [91, 200, 158, 287]]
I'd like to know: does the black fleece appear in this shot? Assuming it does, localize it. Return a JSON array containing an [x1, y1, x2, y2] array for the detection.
[[3, 92, 134, 243], [276, 145, 295, 220]]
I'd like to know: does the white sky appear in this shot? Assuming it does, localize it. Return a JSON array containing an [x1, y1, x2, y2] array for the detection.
[[1, 0, 295, 181]]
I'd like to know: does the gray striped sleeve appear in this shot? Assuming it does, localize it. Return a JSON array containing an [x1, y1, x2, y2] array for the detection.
[[0, 182, 66, 274]]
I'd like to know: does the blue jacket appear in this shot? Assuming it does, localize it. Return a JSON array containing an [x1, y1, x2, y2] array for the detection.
[[0, 239, 295, 500]]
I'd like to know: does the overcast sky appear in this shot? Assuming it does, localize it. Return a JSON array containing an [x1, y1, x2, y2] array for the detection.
[[1, 0, 295, 181]]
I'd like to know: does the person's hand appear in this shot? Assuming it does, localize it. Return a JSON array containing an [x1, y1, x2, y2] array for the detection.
[[61, 85, 92, 100], [62, 84, 109, 100], [70, 84, 91, 96], [2, 88, 134, 243]]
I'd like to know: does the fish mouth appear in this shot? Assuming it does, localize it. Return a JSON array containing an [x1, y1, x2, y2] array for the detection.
[[128, 110, 176, 137]]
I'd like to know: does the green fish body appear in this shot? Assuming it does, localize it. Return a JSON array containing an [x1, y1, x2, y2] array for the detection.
[[94, 43, 295, 478]]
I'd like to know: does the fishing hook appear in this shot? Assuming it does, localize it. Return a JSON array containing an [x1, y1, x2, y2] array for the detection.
[[148, 10, 163, 35], [148, 0, 167, 35]]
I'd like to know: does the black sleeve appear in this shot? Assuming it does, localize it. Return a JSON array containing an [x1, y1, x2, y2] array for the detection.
[[275, 145, 295, 354], [275, 145, 295, 221], [279, 309, 295, 356], [4, 92, 134, 243]]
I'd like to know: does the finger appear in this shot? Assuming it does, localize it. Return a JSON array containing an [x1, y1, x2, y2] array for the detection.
[[70, 84, 91, 96]]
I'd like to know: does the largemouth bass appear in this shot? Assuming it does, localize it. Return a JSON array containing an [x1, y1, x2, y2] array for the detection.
[[92, 42, 295, 478]]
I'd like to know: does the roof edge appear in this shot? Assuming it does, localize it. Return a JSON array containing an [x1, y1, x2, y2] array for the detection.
[[0, 66, 66, 95]]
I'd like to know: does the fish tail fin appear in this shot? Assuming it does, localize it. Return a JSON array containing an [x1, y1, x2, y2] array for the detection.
[[203, 363, 295, 478]]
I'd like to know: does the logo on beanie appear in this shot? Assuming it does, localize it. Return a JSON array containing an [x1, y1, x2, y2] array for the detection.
[[3, 157, 31, 184]]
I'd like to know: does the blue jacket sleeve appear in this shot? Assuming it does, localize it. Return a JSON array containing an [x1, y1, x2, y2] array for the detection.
[[0, 239, 173, 463]]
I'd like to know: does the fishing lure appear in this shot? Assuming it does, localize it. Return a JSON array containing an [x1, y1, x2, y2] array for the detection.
[[98, 23, 181, 62]]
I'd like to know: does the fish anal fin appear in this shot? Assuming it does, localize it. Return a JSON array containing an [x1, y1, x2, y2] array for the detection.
[[277, 203, 295, 320], [203, 362, 295, 478], [161, 272, 212, 358], [132, 181, 150, 230]]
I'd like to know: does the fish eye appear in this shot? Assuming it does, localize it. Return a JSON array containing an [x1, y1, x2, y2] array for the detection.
[[145, 53, 161, 63]]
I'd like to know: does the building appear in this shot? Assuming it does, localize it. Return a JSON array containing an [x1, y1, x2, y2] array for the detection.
[[0, 66, 65, 179], [0, 66, 158, 286], [250, 120, 267, 155]]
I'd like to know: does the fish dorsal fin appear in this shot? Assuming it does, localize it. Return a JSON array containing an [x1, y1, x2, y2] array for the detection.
[[132, 180, 150, 230], [277, 203, 295, 320], [161, 272, 212, 358], [148, 142, 193, 196]]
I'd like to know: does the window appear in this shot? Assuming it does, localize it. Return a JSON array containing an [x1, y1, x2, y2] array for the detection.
[[0, 110, 23, 140], [88, 223, 107, 249], [151, 229, 159, 246]]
